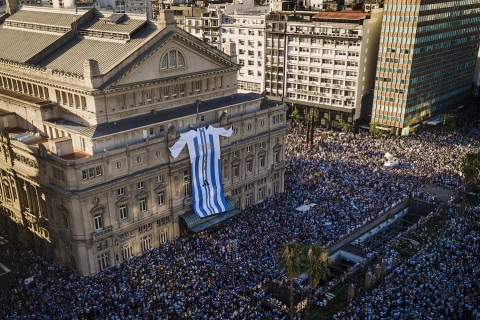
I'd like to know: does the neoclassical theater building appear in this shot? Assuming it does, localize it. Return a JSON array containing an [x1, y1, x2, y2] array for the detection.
[[0, 6, 287, 275]]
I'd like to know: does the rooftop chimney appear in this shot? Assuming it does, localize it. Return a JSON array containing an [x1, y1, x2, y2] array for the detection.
[[84, 59, 101, 88], [223, 42, 237, 64], [157, 10, 176, 29], [6, 0, 20, 15]]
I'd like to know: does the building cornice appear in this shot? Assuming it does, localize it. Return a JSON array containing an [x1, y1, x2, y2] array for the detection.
[[0, 69, 94, 95], [101, 66, 238, 95]]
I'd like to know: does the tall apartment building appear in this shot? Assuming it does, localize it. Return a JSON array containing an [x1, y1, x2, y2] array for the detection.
[[265, 10, 382, 126], [0, 7, 287, 275], [220, 9, 268, 94], [372, 0, 480, 135], [184, 8, 221, 49]]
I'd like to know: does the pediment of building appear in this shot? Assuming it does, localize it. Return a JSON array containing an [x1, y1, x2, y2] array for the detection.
[[135, 189, 148, 200], [111, 33, 235, 88], [90, 204, 105, 216], [154, 183, 166, 192]]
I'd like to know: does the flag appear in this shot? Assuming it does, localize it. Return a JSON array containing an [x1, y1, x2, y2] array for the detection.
[[170, 125, 232, 218]]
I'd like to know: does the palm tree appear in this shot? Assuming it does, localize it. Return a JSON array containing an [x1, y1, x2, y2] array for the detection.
[[303, 244, 334, 319], [277, 242, 303, 320]]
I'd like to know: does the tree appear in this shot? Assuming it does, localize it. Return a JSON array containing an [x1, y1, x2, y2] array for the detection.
[[303, 244, 334, 319], [277, 242, 303, 320], [463, 153, 480, 188], [337, 119, 352, 132], [369, 122, 387, 138], [290, 107, 303, 124]]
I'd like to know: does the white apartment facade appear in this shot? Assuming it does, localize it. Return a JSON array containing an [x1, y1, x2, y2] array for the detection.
[[184, 9, 221, 49], [266, 10, 382, 125], [220, 12, 267, 94]]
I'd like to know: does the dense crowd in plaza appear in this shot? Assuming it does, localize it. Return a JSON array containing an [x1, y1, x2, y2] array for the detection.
[[0, 123, 479, 319], [334, 205, 480, 320]]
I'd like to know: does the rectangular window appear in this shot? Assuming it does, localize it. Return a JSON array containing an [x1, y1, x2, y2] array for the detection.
[[194, 80, 201, 92], [94, 214, 103, 232], [138, 198, 147, 212], [145, 90, 152, 102], [246, 192, 253, 206], [89, 168, 95, 178], [163, 87, 169, 99], [157, 191, 165, 205], [184, 180, 191, 197], [257, 187, 265, 201], [233, 165, 239, 178], [82, 170, 88, 180], [120, 205, 128, 220], [139, 198, 147, 213], [246, 160, 252, 173], [96, 166, 102, 176], [274, 150, 280, 163], [157, 175, 164, 183], [117, 187, 125, 196], [259, 156, 265, 168], [138, 182, 144, 189], [157, 216, 170, 226]]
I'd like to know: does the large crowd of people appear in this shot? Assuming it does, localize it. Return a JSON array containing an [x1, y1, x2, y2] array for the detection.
[[334, 205, 480, 319], [0, 123, 479, 319]]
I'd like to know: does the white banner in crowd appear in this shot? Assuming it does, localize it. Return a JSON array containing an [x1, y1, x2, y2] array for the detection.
[[169, 125, 232, 218]]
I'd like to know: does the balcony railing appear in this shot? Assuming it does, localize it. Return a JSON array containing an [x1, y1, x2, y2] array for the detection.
[[93, 226, 113, 239]]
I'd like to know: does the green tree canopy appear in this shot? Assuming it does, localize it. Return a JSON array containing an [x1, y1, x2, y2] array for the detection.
[[463, 153, 480, 185]]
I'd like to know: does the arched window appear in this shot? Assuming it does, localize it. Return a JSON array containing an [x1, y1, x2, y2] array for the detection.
[[161, 50, 186, 70]]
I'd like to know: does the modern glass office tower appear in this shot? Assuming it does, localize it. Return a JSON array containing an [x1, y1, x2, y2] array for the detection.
[[372, 0, 480, 135]]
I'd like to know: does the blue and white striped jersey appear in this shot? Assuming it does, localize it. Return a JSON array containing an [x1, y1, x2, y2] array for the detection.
[[169, 125, 232, 218]]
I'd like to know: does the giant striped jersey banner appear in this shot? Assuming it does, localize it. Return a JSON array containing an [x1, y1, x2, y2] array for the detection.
[[169, 125, 232, 218]]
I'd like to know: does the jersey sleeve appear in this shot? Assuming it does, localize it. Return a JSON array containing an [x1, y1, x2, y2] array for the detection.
[[169, 133, 188, 158], [210, 125, 233, 137]]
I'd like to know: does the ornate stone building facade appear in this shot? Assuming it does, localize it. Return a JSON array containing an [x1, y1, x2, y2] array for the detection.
[[0, 7, 287, 275]]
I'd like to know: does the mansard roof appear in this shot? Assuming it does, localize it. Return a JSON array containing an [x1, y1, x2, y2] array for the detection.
[[37, 25, 157, 75], [0, 26, 63, 62], [7, 8, 85, 27], [0, 7, 236, 87]]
